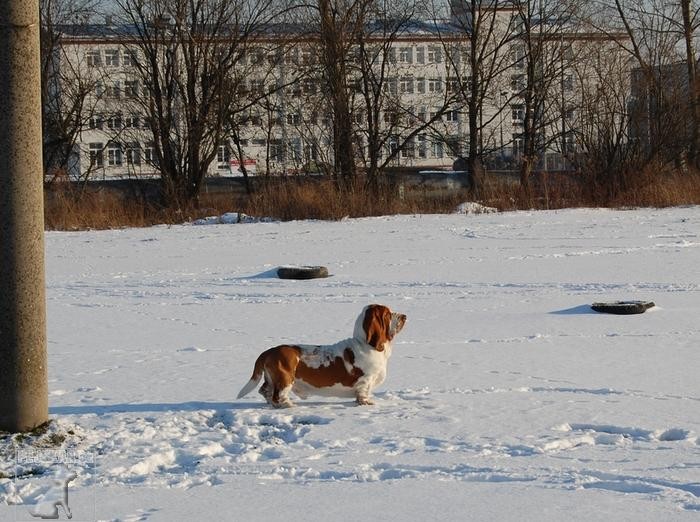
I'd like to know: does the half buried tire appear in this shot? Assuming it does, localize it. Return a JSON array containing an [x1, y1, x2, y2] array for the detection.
[[277, 265, 329, 280], [591, 301, 655, 315]]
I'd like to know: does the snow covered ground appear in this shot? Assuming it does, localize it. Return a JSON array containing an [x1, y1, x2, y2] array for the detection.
[[2, 206, 699, 521]]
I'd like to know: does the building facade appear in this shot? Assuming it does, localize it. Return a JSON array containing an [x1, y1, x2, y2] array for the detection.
[[47, 6, 629, 181]]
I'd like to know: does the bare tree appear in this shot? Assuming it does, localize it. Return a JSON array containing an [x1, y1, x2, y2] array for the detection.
[[445, 0, 519, 194], [315, 0, 372, 183], [511, 0, 578, 194], [680, 0, 700, 167], [570, 37, 637, 196], [41, 0, 105, 183], [115, 0, 288, 208], [594, 0, 691, 165], [353, 7, 464, 187]]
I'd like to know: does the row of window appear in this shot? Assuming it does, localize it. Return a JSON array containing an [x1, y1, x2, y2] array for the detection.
[[88, 113, 145, 130], [88, 141, 156, 168], [215, 134, 459, 166], [239, 106, 462, 128], [85, 44, 455, 70], [86, 49, 138, 68], [89, 79, 142, 99]]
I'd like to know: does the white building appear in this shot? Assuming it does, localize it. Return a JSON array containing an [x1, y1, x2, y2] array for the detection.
[[47, 6, 628, 181]]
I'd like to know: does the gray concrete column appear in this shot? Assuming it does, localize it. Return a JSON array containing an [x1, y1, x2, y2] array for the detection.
[[0, 0, 48, 432]]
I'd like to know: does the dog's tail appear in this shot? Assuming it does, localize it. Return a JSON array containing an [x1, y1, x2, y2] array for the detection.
[[237, 352, 266, 399]]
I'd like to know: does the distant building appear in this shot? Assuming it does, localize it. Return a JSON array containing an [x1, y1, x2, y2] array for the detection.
[[45, 6, 628, 181]]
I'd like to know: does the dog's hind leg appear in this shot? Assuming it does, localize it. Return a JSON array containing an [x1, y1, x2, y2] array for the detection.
[[272, 383, 294, 408], [258, 382, 273, 405]]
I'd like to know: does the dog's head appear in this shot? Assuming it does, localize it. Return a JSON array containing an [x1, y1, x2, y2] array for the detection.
[[354, 304, 406, 351]]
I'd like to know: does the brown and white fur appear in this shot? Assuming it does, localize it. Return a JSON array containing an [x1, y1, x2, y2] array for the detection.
[[237, 304, 406, 408]]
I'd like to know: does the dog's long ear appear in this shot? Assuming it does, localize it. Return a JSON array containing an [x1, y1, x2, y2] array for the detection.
[[363, 305, 391, 352]]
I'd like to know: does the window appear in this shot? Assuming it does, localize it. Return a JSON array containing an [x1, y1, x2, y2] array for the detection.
[[387, 48, 397, 64], [304, 143, 318, 162], [106, 113, 122, 129], [416, 77, 425, 94], [399, 47, 412, 64], [106, 81, 121, 98], [511, 45, 526, 68], [302, 79, 317, 95], [563, 74, 574, 91], [401, 138, 415, 159], [249, 50, 264, 64], [446, 110, 459, 122], [122, 49, 138, 67], [86, 50, 101, 67], [289, 82, 302, 96], [511, 104, 524, 122], [432, 140, 443, 159], [427, 46, 442, 64], [428, 78, 442, 93], [301, 49, 315, 65], [269, 139, 284, 162], [446, 136, 461, 155], [387, 78, 398, 95], [563, 131, 576, 153], [447, 46, 461, 65], [512, 133, 523, 157], [400, 77, 414, 94], [124, 80, 139, 98], [286, 47, 299, 65], [249, 79, 264, 94], [418, 135, 427, 158], [88, 115, 103, 130], [510, 74, 525, 91], [124, 114, 139, 128], [125, 142, 141, 165], [105, 49, 120, 67], [416, 46, 425, 64], [286, 113, 301, 125], [446, 76, 460, 93], [353, 111, 364, 124], [89, 142, 103, 167], [107, 142, 122, 166], [387, 136, 399, 157], [288, 138, 302, 162], [384, 110, 400, 126], [217, 143, 230, 166], [144, 142, 158, 165]]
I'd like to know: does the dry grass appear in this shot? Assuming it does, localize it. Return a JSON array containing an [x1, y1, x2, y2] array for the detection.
[[241, 178, 467, 220], [44, 167, 700, 230]]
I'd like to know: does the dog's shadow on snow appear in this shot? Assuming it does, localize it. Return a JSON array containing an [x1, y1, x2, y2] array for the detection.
[[50, 399, 358, 416], [50, 401, 252, 416]]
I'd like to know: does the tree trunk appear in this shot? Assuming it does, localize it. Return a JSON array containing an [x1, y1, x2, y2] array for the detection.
[[318, 0, 356, 183], [681, 0, 700, 168]]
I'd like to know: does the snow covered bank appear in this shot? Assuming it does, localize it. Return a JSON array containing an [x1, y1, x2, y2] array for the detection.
[[1, 207, 699, 521]]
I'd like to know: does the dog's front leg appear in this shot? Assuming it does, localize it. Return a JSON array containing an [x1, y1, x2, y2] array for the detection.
[[354, 378, 375, 405]]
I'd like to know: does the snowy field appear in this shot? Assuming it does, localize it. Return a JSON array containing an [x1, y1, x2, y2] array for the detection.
[[2, 206, 699, 521]]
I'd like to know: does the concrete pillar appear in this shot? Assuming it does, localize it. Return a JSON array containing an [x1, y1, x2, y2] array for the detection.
[[0, 0, 48, 432]]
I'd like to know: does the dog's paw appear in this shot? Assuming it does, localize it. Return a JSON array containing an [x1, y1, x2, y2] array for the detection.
[[356, 397, 375, 406]]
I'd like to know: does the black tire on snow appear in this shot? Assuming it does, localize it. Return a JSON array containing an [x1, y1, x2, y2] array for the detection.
[[591, 301, 655, 315], [277, 266, 329, 280]]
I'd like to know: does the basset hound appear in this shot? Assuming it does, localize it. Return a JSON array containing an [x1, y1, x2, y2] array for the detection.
[[237, 304, 407, 408]]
